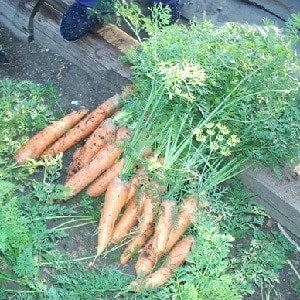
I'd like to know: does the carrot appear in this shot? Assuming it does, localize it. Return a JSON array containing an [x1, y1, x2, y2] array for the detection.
[[164, 195, 198, 253], [120, 227, 154, 265], [129, 236, 194, 291], [86, 158, 124, 197], [134, 239, 157, 276], [127, 168, 147, 200], [142, 267, 172, 289], [42, 94, 120, 157], [14, 109, 88, 165], [135, 200, 175, 276], [163, 235, 194, 270], [129, 267, 172, 291], [97, 176, 130, 256], [120, 179, 165, 264], [63, 127, 130, 198], [120, 193, 155, 265], [153, 200, 176, 255], [67, 118, 117, 177], [110, 195, 145, 244]]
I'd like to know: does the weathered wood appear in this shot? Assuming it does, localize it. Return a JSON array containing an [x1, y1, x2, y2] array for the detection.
[[0, 0, 41, 41], [33, 0, 132, 91], [97, 23, 139, 54], [240, 166, 300, 239]]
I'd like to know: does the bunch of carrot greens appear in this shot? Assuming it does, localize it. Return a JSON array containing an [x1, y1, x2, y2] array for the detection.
[[8, 5, 300, 298]]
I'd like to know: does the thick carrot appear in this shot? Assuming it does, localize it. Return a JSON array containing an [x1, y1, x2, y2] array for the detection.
[[141, 267, 172, 289], [86, 158, 124, 197], [164, 195, 198, 253], [110, 195, 145, 244], [163, 235, 194, 270], [97, 176, 130, 256], [67, 118, 117, 177], [135, 200, 175, 276], [14, 109, 88, 165], [129, 236, 194, 291], [63, 127, 130, 198], [134, 239, 157, 276], [42, 94, 120, 157], [129, 267, 172, 291]]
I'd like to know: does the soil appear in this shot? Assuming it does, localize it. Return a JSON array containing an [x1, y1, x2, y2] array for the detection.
[[1, 3, 300, 299]]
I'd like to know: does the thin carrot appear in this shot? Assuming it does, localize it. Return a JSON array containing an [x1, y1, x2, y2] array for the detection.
[[67, 118, 117, 177], [135, 200, 175, 276], [14, 109, 88, 165], [97, 176, 130, 256], [63, 127, 130, 198], [119, 193, 155, 265], [119, 179, 165, 264], [127, 168, 147, 200], [42, 94, 120, 157], [110, 195, 145, 245], [120, 227, 154, 265], [164, 195, 198, 253], [86, 158, 124, 197], [153, 200, 176, 255]]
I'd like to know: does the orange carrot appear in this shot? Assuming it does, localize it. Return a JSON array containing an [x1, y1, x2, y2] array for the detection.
[[120, 227, 154, 265], [129, 267, 172, 291], [97, 176, 130, 256], [135, 200, 175, 276], [127, 168, 147, 200], [63, 127, 130, 198], [120, 193, 155, 265], [42, 94, 120, 157], [14, 109, 88, 165], [120, 179, 164, 265], [153, 200, 176, 255], [86, 158, 124, 197], [67, 118, 117, 177], [164, 195, 198, 253], [163, 235, 194, 270], [110, 195, 145, 245], [134, 239, 157, 276], [129, 236, 194, 291]]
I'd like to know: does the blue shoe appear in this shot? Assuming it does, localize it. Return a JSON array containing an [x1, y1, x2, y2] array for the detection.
[[164, 0, 180, 24], [60, 2, 98, 41]]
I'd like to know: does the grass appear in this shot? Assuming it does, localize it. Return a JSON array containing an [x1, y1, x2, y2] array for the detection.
[[1, 8, 300, 299]]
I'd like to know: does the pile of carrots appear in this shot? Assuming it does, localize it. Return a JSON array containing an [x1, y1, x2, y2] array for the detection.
[[14, 94, 199, 290]]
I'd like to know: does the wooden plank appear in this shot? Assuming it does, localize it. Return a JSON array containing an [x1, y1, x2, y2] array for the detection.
[[0, 0, 40, 41], [97, 23, 139, 53], [239, 166, 300, 239], [33, 1, 132, 91]]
